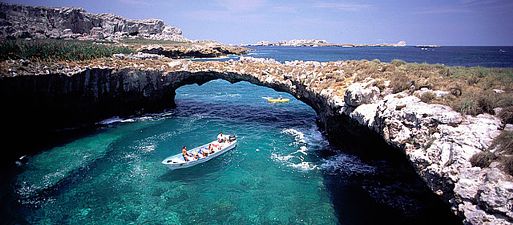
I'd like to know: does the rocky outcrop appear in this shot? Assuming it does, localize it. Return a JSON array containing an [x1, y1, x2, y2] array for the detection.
[[138, 42, 248, 58], [0, 57, 511, 224], [341, 86, 511, 225], [0, 3, 187, 41]]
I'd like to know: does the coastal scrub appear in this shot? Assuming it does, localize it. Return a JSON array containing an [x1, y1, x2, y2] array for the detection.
[[0, 39, 134, 61]]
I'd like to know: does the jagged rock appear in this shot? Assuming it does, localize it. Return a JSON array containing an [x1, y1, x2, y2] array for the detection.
[[342, 84, 508, 225], [0, 3, 187, 41], [113, 52, 164, 60], [344, 80, 380, 107], [138, 42, 248, 58], [414, 88, 450, 98], [349, 103, 379, 127]]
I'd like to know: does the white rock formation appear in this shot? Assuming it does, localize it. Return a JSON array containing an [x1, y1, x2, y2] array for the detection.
[[342, 80, 511, 225]]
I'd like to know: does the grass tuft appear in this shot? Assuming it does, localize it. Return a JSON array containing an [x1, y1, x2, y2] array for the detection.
[[0, 39, 134, 61], [498, 106, 513, 124], [470, 151, 496, 168], [500, 157, 513, 176], [419, 92, 436, 103]]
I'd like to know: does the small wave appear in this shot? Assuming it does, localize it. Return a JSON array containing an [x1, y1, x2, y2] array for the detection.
[[98, 116, 123, 125], [212, 93, 241, 99], [320, 154, 375, 175], [291, 146, 308, 155], [247, 52, 268, 56], [282, 128, 307, 145], [289, 162, 317, 171], [98, 116, 136, 125], [139, 144, 156, 153], [98, 111, 176, 126], [270, 152, 316, 171], [271, 153, 294, 162]]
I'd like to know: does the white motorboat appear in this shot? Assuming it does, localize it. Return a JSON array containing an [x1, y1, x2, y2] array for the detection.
[[162, 135, 237, 170]]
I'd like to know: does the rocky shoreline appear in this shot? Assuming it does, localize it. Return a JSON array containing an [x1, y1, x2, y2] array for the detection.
[[136, 42, 248, 59], [1, 56, 511, 224]]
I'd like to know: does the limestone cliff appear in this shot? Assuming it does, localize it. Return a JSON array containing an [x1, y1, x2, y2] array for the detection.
[[0, 3, 187, 41]]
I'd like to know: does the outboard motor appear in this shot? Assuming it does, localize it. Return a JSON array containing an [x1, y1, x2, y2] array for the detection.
[[228, 135, 237, 142]]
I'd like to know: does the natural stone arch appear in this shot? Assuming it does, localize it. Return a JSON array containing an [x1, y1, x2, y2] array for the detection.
[[0, 68, 332, 132]]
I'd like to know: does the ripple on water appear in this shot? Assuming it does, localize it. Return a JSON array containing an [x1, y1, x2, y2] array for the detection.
[[320, 153, 376, 176]]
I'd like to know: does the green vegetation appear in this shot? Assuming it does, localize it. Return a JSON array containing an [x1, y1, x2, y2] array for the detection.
[[345, 60, 513, 175], [348, 60, 513, 116], [419, 92, 436, 103], [470, 151, 497, 168], [390, 59, 407, 67], [470, 131, 513, 175], [121, 38, 190, 45], [498, 106, 513, 124], [0, 39, 134, 61]]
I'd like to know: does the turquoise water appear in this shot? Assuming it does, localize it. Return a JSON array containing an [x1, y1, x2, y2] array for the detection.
[[12, 80, 462, 224], [14, 80, 338, 224]]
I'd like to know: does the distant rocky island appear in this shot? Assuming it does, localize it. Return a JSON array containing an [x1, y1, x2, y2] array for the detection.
[[250, 39, 407, 47]]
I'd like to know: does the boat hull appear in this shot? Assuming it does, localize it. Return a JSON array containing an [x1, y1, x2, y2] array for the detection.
[[162, 139, 237, 170]]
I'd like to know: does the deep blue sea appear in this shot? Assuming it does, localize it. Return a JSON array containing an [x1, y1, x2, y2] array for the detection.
[[10, 46, 509, 225], [210, 46, 513, 67]]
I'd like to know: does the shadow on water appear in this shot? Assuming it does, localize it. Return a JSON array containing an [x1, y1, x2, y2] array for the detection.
[[0, 125, 101, 224], [321, 128, 464, 225]]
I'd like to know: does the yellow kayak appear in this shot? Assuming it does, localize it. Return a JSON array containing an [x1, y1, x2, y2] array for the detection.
[[266, 97, 290, 103]]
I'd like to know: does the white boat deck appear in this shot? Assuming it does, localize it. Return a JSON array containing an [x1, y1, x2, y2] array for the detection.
[[162, 137, 237, 170]]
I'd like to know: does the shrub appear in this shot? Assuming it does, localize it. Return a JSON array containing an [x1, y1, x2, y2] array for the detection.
[[453, 97, 480, 116], [0, 39, 134, 61], [498, 106, 513, 124], [391, 59, 406, 67], [390, 72, 411, 93], [420, 92, 436, 103], [452, 89, 500, 116], [476, 92, 496, 115], [470, 151, 497, 168], [466, 75, 480, 85], [491, 131, 513, 155]]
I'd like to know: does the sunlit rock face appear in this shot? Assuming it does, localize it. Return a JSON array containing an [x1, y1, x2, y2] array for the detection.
[[0, 3, 187, 41]]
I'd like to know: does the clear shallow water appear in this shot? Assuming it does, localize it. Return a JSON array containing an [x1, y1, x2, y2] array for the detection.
[[244, 46, 513, 67], [14, 81, 336, 224], [13, 80, 461, 225]]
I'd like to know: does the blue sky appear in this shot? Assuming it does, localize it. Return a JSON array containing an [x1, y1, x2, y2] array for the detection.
[[4, 0, 513, 45]]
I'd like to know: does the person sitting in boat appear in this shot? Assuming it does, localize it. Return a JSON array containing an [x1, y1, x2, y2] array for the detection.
[[182, 146, 192, 161], [198, 147, 208, 158], [217, 132, 225, 143], [208, 144, 215, 154]]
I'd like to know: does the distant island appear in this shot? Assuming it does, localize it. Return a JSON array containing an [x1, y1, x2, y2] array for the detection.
[[249, 39, 408, 47]]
